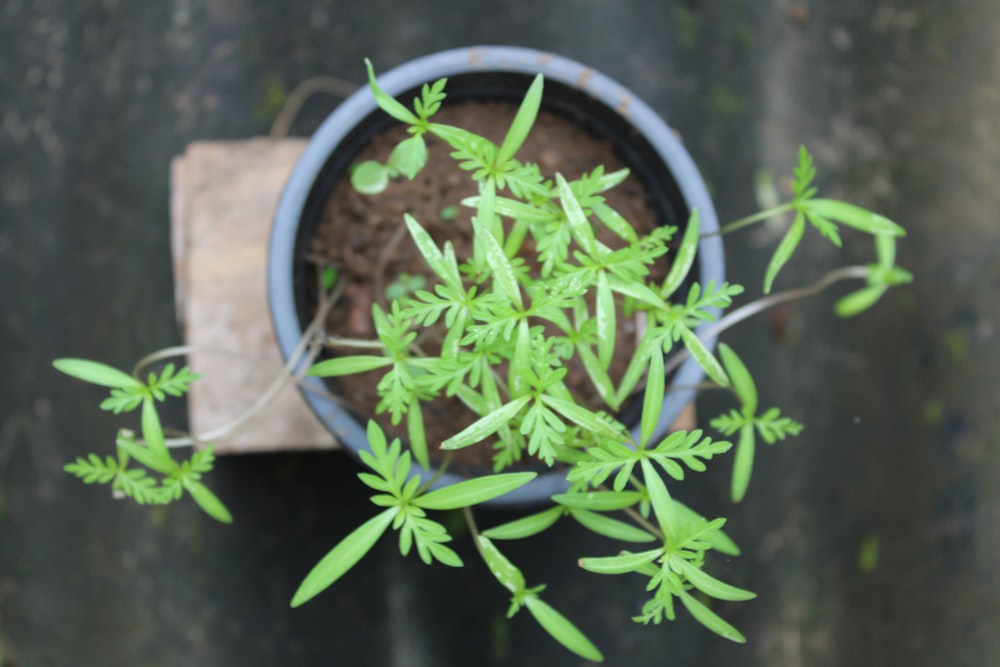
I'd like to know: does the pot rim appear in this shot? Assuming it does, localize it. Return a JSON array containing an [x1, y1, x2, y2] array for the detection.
[[269, 46, 725, 507]]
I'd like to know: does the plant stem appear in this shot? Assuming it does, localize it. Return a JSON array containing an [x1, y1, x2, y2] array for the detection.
[[139, 278, 345, 448], [702, 203, 795, 238], [662, 265, 870, 379]]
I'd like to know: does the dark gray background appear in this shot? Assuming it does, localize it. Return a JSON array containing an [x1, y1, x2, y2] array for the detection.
[[2, 1, 998, 665]]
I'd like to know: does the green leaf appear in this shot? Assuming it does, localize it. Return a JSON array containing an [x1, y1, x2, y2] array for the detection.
[[731, 425, 756, 503], [552, 490, 643, 511], [414, 472, 537, 509], [364, 59, 419, 125], [678, 326, 729, 387], [523, 596, 604, 663], [53, 358, 142, 389], [672, 557, 755, 602], [660, 209, 700, 300], [291, 507, 397, 607], [477, 536, 525, 594], [595, 270, 615, 369], [804, 199, 906, 237], [763, 211, 806, 293], [388, 135, 428, 180], [350, 160, 390, 194], [592, 201, 638, 243], [835, 285, 887, 318], [307, 355, 392, 377], [407, 399, 430, 471], [673, 501, 741, 556], [640, 346, 665, 448], [677, 589, 747, 643], [717, 344, 757, 414], [441, 396, 530, 450], [641, 458, 676, 539], [578, 548, 662, 575], [576, 343, 619, 411], [570, 509, 656, 543], [115, 435, 175, 476], [497, 73, 543, 166], [404, 213, 455, 289], [183, 479, 233, 524], [482, 506, 564, 540], [472, 214, 522, 309], [556, 173, 599, 257], [139, 399, 176, 470], [539, 395, 627, 442]]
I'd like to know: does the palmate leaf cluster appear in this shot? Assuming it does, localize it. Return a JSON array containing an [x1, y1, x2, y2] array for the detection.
[[53, 358, 231, 523], [296, 62, 913, 660]]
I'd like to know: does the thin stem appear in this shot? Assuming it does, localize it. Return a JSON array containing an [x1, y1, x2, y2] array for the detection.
[[701, 203, 795, 238], [147, 279, 345, 448], [662, 265, 870, 379], [269, 76, 358, 139]]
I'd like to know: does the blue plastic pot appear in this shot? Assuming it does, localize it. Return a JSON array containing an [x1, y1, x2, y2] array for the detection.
[[269, 46, 724, 507]]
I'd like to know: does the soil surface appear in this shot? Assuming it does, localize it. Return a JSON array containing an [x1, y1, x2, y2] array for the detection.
[[308, 100, 668, 471]]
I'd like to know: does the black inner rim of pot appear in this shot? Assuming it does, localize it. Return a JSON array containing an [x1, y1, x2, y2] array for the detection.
[[293, 70, 700, 451]]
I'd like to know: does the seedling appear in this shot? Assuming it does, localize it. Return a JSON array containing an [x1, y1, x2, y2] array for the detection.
[[54, 59, 911, 661]]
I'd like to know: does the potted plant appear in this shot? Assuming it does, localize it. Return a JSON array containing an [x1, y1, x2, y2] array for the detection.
[[54, 46, 911, 661]]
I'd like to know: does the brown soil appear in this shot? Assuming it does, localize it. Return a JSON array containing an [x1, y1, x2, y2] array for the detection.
[[308, 100, 666, 471]]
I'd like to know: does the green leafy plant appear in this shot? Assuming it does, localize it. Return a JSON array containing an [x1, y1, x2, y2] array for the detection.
[[292, 61, 911, 660], [54, 59, 912, 661], [53, 358, 231, 523]]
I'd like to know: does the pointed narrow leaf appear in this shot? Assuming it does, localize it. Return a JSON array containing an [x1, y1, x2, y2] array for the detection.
[[731, 424, 756, 503], [576, 343, 619, 411], [472, 215, 522, 309], [509, 319, 531, 399], [497, 73, 543, 165], [523, 596, 604, 663], [641, 458, 676, 539], [482, 506, 564, 540], [552, 490, 643, 511], [403, 213, 454, 286], [717, 344, 757, 414], [596, 167, 630, 192], [307, 355, 392, 377], [673, 500, 741, 556], [805, 199, 905, 237], [184, 479, 233, 524], [407, 399, 430, 470], [607, 274, 668, 309], [141, 398, 172, 462], [571, 509, 656, 543], [539, 394, 628, 442], [875, 231, 897, 268], [414, 472, 537, 509], [763, 212, 806, 293], [477, 536, 525, 594], [291, 507, 397, 607], [441, 396, 530, 450], [53, 358, 142, 389], [556, 173, 599, 257], [592, 201, 638, 243], [661, 209, 700, 299], [678, 326, 729, 387], [677, 589, 747, 642], [365, 59, 419, 125], [835, 285, 887, 318], [579, 548, 662, 574], [672, 556, 756, 601], [116, 436, 176, 475], [640, 346, 665, 448], [595, 270, 615, 369]]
